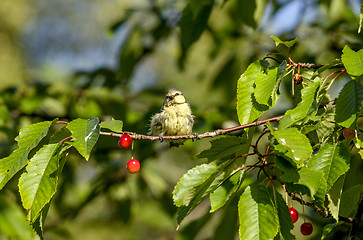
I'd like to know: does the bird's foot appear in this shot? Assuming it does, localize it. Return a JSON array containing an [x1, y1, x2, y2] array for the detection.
[[192, 133, 200, 141], [158, 133, 164, 143]]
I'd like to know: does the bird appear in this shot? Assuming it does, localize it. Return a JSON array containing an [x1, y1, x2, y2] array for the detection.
[[149, 88, 194, 147]]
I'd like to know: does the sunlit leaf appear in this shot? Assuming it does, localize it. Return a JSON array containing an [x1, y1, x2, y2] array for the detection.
[[272, 61, 287, 106], [268, 125, 312, 164], [0, 120, 56, 190], [270, 36, 298, 48], [237, 60, 269, 125], [100, 119, 123, 133], [173, 162, 220, 208], [238, 183, 278, 240], [67, 117, 100, 160], [313, 175, 328, 209], [210, 169, 244, 212], [341, 45, 363, 76], [254, 65, 280, 106], [174, 157, 240, 224], [19, 143, 61, 222], [279, 80, 320, 129], [335, 80, 363, 128], [308, 143, 350, 192], [297, 167, 324, 198]]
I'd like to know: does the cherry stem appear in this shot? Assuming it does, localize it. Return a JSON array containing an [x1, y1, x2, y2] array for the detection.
[[300, 192, 306, 222], [131, 137, 134, 159], [59, 136, 72, 143]]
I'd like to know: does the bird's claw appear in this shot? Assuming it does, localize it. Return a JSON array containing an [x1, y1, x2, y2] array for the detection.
[[158, 134, 164, 143], [192, 133, 200, 141]]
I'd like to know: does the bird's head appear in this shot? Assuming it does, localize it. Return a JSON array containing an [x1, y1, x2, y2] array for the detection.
[[163, 89, 187, 107]]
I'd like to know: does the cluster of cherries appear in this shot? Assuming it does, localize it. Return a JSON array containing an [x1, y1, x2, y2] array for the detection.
[[118, 134, 140, 173], [289, 207, 313, 236]]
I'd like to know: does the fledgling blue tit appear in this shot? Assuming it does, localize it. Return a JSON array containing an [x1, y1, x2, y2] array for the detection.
[[149, 89, 194, 147]]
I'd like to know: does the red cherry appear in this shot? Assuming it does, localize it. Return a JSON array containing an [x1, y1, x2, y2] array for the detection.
[[118, 134, 132, 149], [126, 159, 140, 173], [343, 128, 356, 141], [300, 222, 313, 236], [289, 207, 299, 223]]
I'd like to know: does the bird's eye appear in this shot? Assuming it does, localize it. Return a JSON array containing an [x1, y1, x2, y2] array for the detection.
[[174, 93, 180, 97]]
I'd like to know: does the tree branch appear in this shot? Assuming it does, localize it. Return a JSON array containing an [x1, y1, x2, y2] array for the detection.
[[100, 99, 336, 141], [99, 115, 285, 140]]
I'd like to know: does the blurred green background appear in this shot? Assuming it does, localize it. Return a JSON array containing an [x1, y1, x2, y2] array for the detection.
[[0, 0, 362, 239]]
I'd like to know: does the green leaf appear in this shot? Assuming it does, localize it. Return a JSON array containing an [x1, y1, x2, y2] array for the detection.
[[272, 61, 287, 106], [327, 175, 345, 221], [210, 169, 244, 212], [308, 143, 350, 192], [173, 162, 221, 207], [313, 175, 328, 209], [279, 80, 320, 129], [31, 197, 52, 239], [179, 0, 213, 54], [238, 183, 278, 240], [197, 136, 248, 162], [49, 127, 71, 144], [275, 156, 299, 182], [270, 36, 298, 48], [0, 120, 56, 190], [237, 60, 269, 125], [275, 191, 295, 240], [67, 117, 100, 160], [268, 125, 312, 164], [18, 143, 61, 222], [340, 184, 363, 218], [297, 167, 324, 198], [335, 80, 363, 129], [174, 157, 239, 224], [100, 119, 123, 133], [254, 64, 285, 106], [341, 45, 363, 76]]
